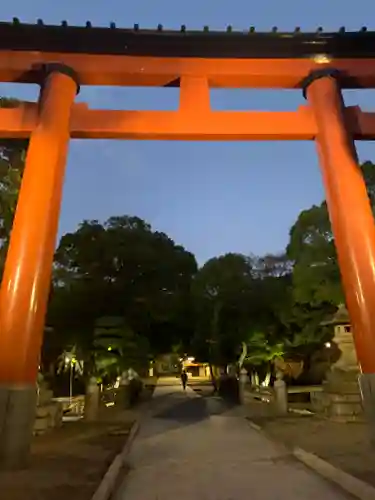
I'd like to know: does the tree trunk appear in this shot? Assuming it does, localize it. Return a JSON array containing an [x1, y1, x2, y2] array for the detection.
[[238, 342, 247, 370], [208, 362, 218, 393], [208, 300, 221, 394], [263, 371, 271, 387]]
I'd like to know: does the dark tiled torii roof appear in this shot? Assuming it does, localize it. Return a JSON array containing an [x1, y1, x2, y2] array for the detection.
[[0, 20, 374, 58]]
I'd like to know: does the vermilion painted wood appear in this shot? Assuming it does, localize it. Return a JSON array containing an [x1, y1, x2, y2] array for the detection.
[[1, 23, 375, 381], [0, 103, 374, 140], [0, 71, 76, 383]]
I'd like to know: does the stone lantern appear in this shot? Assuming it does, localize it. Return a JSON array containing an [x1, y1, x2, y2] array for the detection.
[[326, 304, 358, 372], [317, 304, 363, 421]]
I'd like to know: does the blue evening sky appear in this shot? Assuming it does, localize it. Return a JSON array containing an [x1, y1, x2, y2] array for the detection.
[[1, 1, 375, 264]]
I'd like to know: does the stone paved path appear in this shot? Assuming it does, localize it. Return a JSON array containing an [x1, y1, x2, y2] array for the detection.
[[115, 378, 351, 499]]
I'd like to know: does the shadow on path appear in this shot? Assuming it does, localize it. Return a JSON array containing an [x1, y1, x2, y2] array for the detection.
[[136, 384, 239, 441], [154, 395, 208, 422]]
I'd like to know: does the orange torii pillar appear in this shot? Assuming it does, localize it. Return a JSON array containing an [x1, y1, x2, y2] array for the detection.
[[0, 64, 78, 468], [303, 68, 375, 426]]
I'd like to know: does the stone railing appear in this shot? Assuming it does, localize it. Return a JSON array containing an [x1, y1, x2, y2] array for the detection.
[[53, 395, 85, 416], [241, 378, 324, 416], [243, 385, 275, 404]]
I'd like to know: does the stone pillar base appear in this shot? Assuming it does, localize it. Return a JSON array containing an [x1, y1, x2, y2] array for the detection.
[[117, 385, 131, 409], [358, 373, 375, 442], [84, 377, 101, 421], [0, 385, 37, 469], [321, 369, 363, 422]]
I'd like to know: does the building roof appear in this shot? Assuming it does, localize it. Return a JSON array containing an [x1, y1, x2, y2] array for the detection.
[[0, 21, 374, 59]]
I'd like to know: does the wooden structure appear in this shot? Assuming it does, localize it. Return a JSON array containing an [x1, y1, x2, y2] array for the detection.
[[2, 20, 375, 465], [182, 358, 210, 378]]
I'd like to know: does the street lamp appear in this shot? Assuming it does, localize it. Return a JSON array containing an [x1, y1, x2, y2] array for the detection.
[[65, 354, 77, 403]]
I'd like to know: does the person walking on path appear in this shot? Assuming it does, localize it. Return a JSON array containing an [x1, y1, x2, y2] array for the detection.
[[180, 370, 188, 390]]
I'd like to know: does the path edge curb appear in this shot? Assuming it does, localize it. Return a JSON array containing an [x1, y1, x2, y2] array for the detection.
[[90, 419, 140, 500], [246, 418, 375, 500], [293, 447, 375, 500]]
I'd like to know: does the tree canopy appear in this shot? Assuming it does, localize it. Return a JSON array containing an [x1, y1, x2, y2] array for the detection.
[[192, 253, 255, 367], [46, 215, 197, 377]]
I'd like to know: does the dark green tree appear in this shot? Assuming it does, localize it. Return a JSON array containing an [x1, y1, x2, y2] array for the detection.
[[92, 316, 151, 381], [0, 98, 28, 271], [48, 215, 197, 367], [286, 161, 375, 307], [191, 253, 255, 372]]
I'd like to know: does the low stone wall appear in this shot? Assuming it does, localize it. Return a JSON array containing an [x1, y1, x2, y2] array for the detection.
[[243, 380, 364, 423], [34, 401, 63, 435], [311, 388, 364, 422], [310, 390, 329, 414], [34, 388, 64, 435]]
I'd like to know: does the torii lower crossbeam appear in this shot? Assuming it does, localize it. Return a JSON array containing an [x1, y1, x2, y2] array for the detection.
[[1, 102, 375, 141]]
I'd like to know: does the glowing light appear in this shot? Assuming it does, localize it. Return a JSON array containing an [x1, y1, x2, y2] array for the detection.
[[65, 355, 77, 365], [325, 342, 331, 348], [312, 54, 332, 64]]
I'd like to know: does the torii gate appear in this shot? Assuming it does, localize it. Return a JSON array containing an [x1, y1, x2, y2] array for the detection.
[[1, 20, 375, 467]]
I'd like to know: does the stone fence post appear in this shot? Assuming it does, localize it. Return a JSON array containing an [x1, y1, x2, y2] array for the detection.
[[274, 371, 288, 415], [84, 376, 100, 421], [239, 368, 248, 405]]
